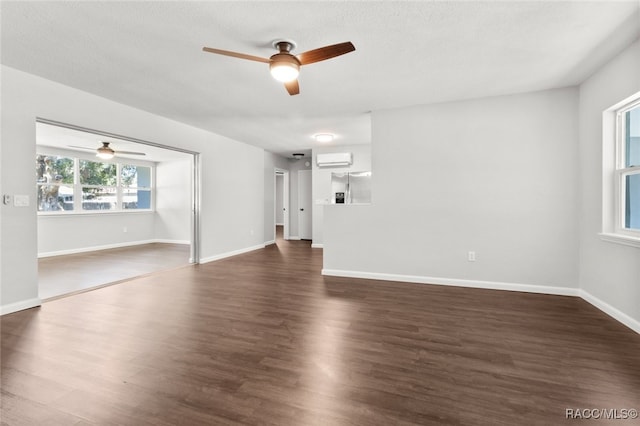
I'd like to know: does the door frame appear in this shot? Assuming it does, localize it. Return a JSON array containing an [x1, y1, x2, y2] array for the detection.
[[274, 168, 290, 240]]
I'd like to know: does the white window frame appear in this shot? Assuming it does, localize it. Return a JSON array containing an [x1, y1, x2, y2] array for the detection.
[[600, 92, 640, 248], [36, 149, 155, 215]]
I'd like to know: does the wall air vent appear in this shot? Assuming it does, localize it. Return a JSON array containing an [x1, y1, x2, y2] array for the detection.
[[316, 152, 353, 167]]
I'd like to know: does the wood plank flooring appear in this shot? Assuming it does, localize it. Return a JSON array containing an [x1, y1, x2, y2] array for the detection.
[[3, 237, 640, 425], [38, 243, 190, 300]]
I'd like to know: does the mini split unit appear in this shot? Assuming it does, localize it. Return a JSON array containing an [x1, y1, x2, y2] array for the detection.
[[316, 152, 353, 167]]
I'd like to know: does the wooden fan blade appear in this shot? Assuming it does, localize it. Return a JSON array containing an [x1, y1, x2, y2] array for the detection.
[[296, 42, 355, 66], [202, 47, 270, 63], [116, 150, 146, 156], [284, 80, 300, 96]]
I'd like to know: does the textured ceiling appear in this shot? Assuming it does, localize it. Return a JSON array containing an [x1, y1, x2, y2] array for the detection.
[[2, 1, 639, 157]]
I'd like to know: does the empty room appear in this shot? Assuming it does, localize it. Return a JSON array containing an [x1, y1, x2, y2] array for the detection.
[[1, 1, 639, 425]]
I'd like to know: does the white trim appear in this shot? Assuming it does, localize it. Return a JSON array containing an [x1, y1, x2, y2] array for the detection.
[[264, 239, 276, 246], [152, 239, 190, 245], [311, 243, 324, 249], [322, 269, 640, 334], [288, 236, 301, 240], [321, 269, 580, 296], [599, 232, 640, 248], [1, 298, 42, 316], [199, 244, 265, 264], [276, 222, 284, 226], [38, 239, 190, 258], [580, 289, 640, 334]]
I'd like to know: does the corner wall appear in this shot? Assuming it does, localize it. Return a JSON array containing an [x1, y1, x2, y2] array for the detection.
[[324, 87, 580, 293], [155, 158, 192, 243], [578, 39, 640, 330]]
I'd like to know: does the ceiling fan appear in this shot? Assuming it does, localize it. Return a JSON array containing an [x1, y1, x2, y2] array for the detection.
[[202, 40, 355, 95], [69, 142, 146, 160]]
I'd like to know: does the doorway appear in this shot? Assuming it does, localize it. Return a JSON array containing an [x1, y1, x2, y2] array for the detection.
[[298, 169, 312, 240], [275, 169, 290, 242], [35, 118, 201, 299]]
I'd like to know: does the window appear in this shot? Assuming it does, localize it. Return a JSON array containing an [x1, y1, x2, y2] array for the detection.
[[121, 165, 152, 209], [602, 93, 640, 247], [36, 153, 154, 214], [80, 160, 117, 210], [619, 103, 640, 231], [36, 155, 75, 211]]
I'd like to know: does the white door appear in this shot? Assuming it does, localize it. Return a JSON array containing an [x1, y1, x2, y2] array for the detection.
[[298, 170, 312, 240]]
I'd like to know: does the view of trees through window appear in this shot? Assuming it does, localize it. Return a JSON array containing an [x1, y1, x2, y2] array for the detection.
[[623, 106, 639, 230], [36, 155, 74, 211], [80, 160, 117, 210], [36, 154, 152, 212]]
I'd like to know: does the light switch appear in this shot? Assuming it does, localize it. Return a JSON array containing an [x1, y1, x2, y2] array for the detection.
[[14, 195, 30, 207]]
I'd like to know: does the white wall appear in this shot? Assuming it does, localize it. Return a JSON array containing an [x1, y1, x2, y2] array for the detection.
[[155, 158, 192, 243], [1, 65, 265, 313], [578, 39, 640, 329], [312, 144, 372, 246], [38, 213, 156, 256], [324, 87, 580, 293]]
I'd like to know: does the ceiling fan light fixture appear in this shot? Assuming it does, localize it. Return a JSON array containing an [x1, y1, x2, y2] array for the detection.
[[96, 142, 115, 159], [313, 133, 334, 143], [269, 55, 300, 83]]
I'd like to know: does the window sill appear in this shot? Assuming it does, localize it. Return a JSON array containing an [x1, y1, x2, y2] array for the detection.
[[599, 233, 640, 249], [38, 210, 154, 217]]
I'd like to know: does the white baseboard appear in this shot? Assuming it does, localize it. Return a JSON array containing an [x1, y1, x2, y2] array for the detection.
[[1, 298, 42, 316], [199, 244, 265, 264], [321, 269, 580, 297], [322, 269, 640, 334], [311, 243, 324, 249], [276, 223, 284, 226], [152, 239, 190, 245], [265, 239, 276, 246], [580, 289, 640, 334], [288, 236, 301, 240], [38, 239, 190, 258]]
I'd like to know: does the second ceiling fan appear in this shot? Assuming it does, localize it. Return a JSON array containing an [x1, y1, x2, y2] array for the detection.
[[202, 40, 355, 95]]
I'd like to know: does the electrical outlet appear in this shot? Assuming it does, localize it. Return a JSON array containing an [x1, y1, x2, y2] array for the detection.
[[468, 251, 476, 262]]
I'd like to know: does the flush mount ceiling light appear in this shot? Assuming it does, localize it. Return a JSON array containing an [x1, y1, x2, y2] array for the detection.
[[292, 153, 305, 160], [313, 133, 335, 143]]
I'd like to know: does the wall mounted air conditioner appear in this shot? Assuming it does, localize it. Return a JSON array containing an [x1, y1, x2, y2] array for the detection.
[[316, 152, 353, 167]]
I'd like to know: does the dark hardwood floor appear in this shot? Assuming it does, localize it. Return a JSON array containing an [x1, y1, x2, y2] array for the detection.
[[2, 236, 639, 425]]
